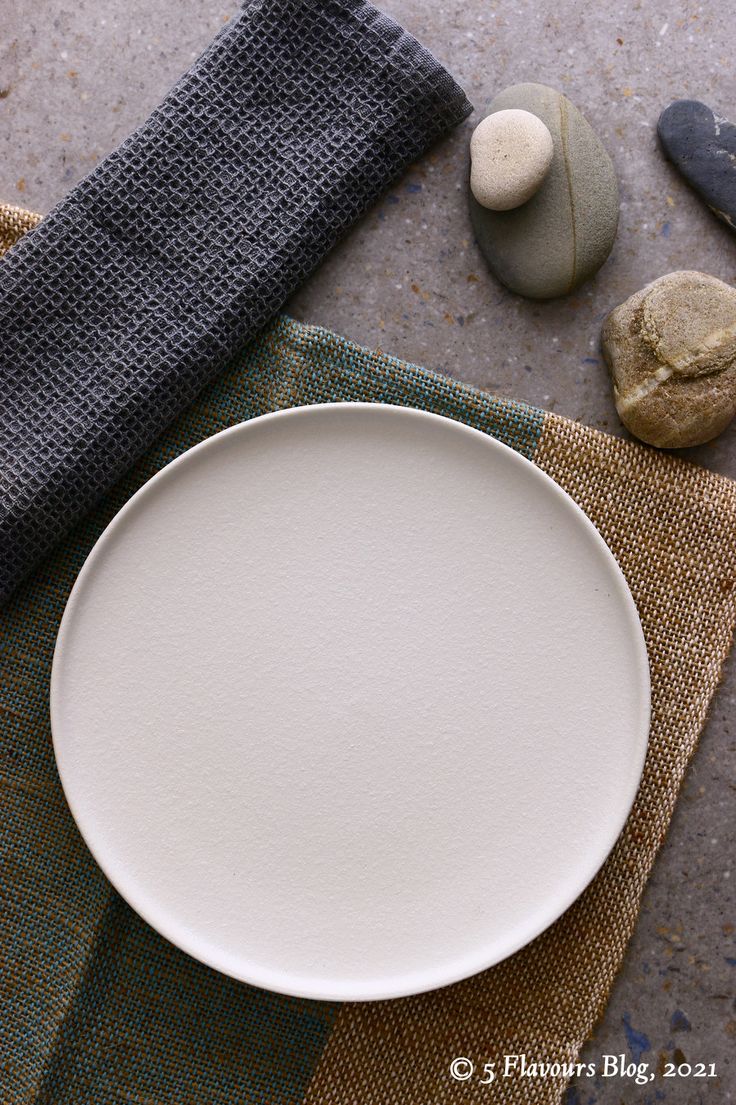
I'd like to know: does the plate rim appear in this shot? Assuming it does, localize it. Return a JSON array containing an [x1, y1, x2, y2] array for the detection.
[[51, 402, 651, 1001]]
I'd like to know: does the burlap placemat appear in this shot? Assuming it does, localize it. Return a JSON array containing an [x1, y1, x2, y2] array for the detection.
[[2, 204, 735, 1105]]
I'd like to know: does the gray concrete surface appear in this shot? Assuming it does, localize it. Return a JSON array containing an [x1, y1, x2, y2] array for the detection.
[[2, 1, 734, 1101]]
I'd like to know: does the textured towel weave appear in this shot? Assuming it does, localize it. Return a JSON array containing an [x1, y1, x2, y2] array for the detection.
[[0, 0, 471, 605], [2, 207, 736, 1105]]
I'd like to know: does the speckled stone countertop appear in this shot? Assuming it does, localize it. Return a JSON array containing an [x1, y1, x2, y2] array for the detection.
[[1, 2, 734, 1101]]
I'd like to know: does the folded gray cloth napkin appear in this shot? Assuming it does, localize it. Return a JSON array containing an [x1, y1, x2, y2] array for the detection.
[[0, 0, 471, 604]]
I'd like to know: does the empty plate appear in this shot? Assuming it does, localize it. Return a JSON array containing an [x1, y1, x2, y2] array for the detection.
[[51, 403, 650, 1001]]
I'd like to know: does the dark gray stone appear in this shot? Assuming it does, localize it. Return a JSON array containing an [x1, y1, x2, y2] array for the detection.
[[658, 99, 736, 231]]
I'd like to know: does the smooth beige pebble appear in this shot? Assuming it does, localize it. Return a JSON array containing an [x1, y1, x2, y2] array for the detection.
[[470, 108, 554, 211]]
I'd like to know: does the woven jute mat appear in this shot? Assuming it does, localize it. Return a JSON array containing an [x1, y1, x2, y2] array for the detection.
[[2, 203, 736, 1105]]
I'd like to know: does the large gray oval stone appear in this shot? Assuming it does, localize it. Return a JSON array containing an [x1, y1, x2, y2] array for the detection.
[[469, 84, 619, 300]]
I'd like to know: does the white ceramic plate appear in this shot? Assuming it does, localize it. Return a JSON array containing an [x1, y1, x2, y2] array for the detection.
[[51, 403, 649, 1001]]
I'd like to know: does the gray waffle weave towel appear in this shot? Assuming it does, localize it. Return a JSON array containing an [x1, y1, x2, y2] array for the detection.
[[0, 0, 471, 604]]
